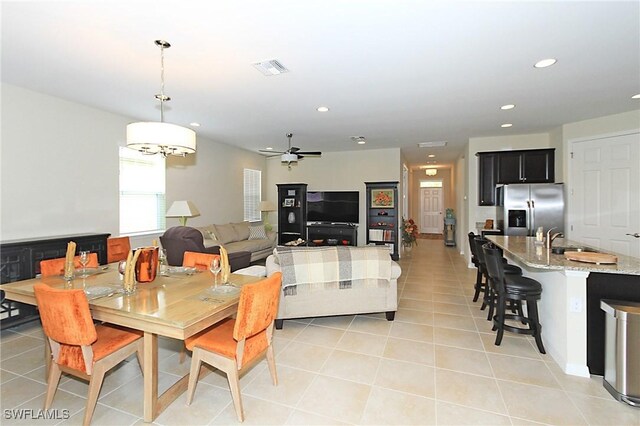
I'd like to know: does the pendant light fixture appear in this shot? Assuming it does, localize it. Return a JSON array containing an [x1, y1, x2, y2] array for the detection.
[[126, 40, 196, 157]]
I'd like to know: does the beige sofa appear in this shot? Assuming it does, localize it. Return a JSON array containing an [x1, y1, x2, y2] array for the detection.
[[266, 245, 401, 329], [196, 222, 277, 262]]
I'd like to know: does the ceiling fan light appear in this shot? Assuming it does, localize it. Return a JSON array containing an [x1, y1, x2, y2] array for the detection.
[[281, 153, 298, 163]]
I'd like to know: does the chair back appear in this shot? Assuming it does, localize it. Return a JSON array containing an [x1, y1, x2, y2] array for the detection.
[[183, 251, 220, 271], [482, 243, 506, 295], [233, 272, 282, 342], [40, 253, 99, 277], [467, 232, 479, 266], [160, 226, 208, 266], [107, 237, 131, 263], [34, 284, 97, 346], [473, 236, 489, 274]]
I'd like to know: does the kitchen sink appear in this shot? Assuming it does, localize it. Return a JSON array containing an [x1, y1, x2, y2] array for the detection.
[[551, 246, 599, 255]]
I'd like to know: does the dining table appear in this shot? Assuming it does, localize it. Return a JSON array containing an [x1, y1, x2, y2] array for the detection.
[[0, 265, 263, 422]]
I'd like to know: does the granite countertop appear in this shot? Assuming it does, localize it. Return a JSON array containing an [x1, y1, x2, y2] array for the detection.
[[486, 236, 640, 276]]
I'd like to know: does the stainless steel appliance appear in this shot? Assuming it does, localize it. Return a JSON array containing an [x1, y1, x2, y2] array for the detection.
[[496, 183, 564, 236]]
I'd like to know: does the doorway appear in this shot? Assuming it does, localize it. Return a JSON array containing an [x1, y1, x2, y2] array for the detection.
[[420, 186, 443, 234]]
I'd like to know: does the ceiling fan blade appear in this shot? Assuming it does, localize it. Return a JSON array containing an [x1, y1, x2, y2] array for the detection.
[[296, 151, 322, 156], [259, 149, 286, 154], [290, 146, 301, 153]]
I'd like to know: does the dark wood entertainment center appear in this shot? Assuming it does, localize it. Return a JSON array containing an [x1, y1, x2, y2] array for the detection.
[[307, 223, 357, 246]]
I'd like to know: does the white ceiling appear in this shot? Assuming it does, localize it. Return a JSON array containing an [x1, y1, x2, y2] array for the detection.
[[2, 1, 639, 168]]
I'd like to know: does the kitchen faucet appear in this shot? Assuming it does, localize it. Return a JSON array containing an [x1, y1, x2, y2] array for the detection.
[[546, 227, 564, 250]]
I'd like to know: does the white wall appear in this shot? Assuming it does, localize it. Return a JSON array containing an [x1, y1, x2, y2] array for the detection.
[[265, 148, 401, 246], [0, 84, 265, 243]]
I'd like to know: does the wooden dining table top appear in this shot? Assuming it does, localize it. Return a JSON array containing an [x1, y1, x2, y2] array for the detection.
[[0, 265, 263, 340]]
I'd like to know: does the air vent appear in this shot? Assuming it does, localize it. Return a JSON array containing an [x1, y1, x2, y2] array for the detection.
[[417, 141, 447, 148], [253, 59, 289, 76]]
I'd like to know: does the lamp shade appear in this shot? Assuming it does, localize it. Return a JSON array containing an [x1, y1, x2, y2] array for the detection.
[[259, 201, 276, 212], [126, 122, 196, 156], [166, 200, 200, 219]]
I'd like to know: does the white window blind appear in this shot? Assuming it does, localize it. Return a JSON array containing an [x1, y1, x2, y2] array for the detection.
[[119, 147, 166, 234], [243, 168, 262, 222]]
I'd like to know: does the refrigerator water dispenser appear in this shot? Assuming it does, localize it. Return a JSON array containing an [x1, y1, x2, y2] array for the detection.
[[508, 210, 527, 228]]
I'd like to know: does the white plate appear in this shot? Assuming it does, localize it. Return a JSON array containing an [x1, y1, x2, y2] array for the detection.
[[84, 286, 114, 298]]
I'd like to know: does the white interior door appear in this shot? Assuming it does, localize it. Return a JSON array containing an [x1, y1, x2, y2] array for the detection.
[[420, 188, 442, 233], [570, 132, 640, 258]]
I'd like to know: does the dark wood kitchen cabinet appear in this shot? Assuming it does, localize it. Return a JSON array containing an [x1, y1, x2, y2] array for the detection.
[[477, 152, 498, 206], [497, 149, 555, 184], [477, 148, 555, 206]]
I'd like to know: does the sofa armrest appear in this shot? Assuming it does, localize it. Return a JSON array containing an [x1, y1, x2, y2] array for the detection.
[[391, 261, 402, 280], [266, 254, 280, 277]]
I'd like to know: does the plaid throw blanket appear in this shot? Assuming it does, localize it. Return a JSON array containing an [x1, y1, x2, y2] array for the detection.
[[275, 246, 392, 296]]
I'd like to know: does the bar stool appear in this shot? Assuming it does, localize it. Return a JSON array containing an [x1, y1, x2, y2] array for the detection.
[[482, 242, 546, 354], [473, 236, 522, 320]]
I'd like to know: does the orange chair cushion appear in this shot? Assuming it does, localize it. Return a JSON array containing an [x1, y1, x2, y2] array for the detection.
[[233, 273, 281, 341], [107, 237, 131, 264], [183, 251, 220, 271], [40, 253, 99, 277], [34, 284, 97, 345], [57, 324, 142, 373], [184, 318, 268, 368]]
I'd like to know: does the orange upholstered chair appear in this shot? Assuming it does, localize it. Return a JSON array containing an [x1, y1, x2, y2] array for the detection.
[[185, 272, 282, 422], [183, 251, 220, 271], [107, 237, 131, 264], [40, 253, 99, 277], [33, 284, 143, 426]]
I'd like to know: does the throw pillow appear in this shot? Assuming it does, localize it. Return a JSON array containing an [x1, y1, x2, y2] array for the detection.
[[249, 223, 267, 240], [214, 224, 238, 244]]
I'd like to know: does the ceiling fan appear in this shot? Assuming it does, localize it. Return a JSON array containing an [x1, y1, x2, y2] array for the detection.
[[260, 133, 322, 170]]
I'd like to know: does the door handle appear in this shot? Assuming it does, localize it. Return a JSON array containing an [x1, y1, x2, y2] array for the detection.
[[626, 233, 640, 238]]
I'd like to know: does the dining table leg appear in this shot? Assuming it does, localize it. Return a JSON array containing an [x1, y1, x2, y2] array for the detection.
[[143, 331, 158, 422]]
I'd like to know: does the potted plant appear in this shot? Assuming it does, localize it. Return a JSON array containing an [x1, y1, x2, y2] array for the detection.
[[402, 218, 419, 251]]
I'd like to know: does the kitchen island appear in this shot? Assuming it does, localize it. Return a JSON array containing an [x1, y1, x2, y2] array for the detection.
[[486, 236, 640, 377]]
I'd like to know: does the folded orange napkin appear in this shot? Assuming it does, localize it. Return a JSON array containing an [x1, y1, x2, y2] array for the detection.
[[123, 249, 142, 293], [219, 246, 231, 284], [64, 241, 76, 278]]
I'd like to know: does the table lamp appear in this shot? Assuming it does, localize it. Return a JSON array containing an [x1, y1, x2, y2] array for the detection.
[[259, 201, 276, 232], [166, 200, 200, 226]]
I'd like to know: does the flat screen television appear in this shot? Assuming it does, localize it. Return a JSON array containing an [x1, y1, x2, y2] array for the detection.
[[307, 191, 359, 224]]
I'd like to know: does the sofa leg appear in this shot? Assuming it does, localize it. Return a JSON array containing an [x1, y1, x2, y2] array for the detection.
[[275, 319, 284, 330], [385, 311, 395, 321]]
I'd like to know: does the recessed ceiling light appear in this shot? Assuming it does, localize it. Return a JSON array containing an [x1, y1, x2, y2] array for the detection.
[[500, 104, 515, 110], [317, 106, 329, 112], [189, 122, 200, 127], [501, 123, 513, 128], [252, 59, 289, 76], [427, 154, 436, 158], [632, 94, 640, 99], [265, 147, 273, 150], [350, 136, 366, 144], [534, 58, 557, 68]]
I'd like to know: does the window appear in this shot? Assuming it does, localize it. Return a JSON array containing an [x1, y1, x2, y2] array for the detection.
[[420, 180, 443, 188], [119, 147, 166, 234], [243, 168, 262, 222]]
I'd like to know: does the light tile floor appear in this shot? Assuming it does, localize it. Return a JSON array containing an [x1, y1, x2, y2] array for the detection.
[[1, 240, 639, 425]]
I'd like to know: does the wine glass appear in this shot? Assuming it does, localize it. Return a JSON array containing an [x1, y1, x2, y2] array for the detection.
[[79, 251, 90, 277], [209, 257, 221, 289], [158, 249, 168, 275]]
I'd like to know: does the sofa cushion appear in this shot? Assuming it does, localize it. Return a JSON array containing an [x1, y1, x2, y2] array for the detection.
[[225, 238, 275, 253], [213, 224, 238, 244], [232, 222, 250, 241], [249, 222, 267, 240], [195, 225, 218, 242]]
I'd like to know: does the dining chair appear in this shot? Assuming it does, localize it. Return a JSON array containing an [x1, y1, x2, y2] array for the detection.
[[185, 272, 282, 422], [40, 253, 99, 277], [33, 284, 144, 426], [182, 251, 220, 271], [107, 236, 131, 264]]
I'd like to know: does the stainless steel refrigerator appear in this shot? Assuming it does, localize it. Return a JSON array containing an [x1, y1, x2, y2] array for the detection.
[[496, 183, 564, 236]]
